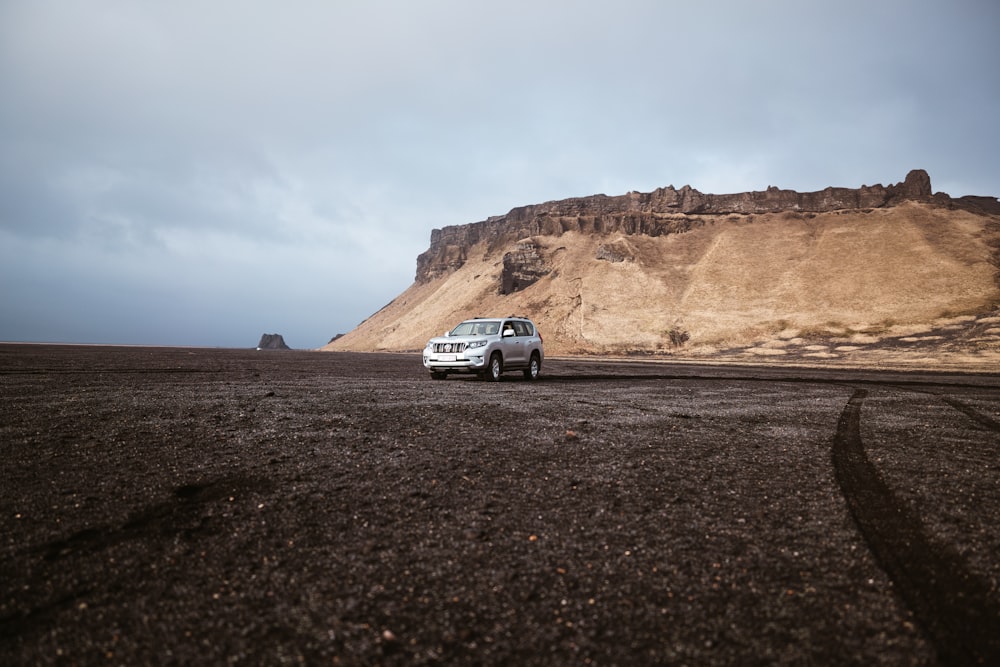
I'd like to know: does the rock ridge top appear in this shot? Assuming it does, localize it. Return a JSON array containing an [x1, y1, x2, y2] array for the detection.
[[416, 170, 996, 283]]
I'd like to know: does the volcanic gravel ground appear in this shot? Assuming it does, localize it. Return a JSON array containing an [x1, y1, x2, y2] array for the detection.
[[1, 345, 998, 665]]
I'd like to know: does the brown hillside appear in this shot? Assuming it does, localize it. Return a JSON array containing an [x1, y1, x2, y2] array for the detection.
[[324, 172, 1000, 369]]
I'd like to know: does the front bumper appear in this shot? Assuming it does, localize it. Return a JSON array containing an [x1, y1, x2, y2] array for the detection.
[[423, 351, 487, 373]]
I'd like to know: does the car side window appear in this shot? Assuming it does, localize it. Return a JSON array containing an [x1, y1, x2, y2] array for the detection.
[[512, 321, 529, 336]]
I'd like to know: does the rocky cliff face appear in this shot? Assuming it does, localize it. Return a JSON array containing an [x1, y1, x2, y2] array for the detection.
[[500, 241, 551, 295], [415, 170, 992, 288]]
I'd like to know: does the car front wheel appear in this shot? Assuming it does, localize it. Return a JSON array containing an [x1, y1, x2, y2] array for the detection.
[[523, 353, 540, 380], [485, 353, 502, 382]]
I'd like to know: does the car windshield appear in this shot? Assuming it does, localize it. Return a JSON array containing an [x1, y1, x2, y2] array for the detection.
[[450, 320, 500, 336]]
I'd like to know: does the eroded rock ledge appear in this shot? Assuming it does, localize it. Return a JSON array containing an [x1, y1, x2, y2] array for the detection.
[[416, 170, 998, 284]]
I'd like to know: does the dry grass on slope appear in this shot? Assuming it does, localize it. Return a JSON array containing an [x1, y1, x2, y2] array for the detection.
[[675, 204, 997, 343], [324, 203, 1000, 369]]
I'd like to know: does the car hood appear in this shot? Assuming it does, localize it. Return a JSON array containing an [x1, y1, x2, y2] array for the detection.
[[426, 335, 481, 345]]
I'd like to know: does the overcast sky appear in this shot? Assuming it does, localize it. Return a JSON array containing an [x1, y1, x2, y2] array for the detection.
[[2, 1, 998, 348]]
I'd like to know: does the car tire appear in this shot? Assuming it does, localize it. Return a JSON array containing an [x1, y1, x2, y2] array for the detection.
[[485, 353, 502, 382], [523, 353, 540, 380], [430, 372, 447, 380]]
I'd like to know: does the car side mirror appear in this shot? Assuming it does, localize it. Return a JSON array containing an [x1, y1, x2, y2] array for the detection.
[[444, 331, 451, 337], [503, 329, 515, 337]]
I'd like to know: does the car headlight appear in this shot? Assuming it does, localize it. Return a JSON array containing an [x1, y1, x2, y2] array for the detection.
[[465, 340, 487, 349]]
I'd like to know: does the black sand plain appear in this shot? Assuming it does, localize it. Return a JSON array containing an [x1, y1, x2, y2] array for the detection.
[[2, 344, 999, 665]]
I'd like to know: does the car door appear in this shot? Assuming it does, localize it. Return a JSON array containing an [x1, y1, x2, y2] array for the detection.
[[514, 320, 537, 366], [499, 319, 524, 366], [519, 320, 540, 359]]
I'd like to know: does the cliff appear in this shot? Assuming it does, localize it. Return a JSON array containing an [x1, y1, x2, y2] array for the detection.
[[326, 171, 1000, 367], [416, 169, 996, 284]]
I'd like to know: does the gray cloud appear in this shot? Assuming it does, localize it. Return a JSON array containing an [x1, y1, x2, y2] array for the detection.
[[1, 0, 998, 347]]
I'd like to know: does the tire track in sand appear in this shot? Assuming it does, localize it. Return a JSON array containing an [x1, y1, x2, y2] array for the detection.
[[939, 396, 1000, 433], [832, 388, 1000, 666]]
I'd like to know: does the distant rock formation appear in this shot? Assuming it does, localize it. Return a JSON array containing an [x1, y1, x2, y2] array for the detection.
[[256, 333, 290, 350], [415, 170, 997, 284]]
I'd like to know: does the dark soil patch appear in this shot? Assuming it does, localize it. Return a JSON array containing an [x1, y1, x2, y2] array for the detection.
[[832, 389, 1000, 665]]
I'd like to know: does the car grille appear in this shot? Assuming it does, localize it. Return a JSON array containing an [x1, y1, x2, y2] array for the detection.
[[433, 342, 467, 353]]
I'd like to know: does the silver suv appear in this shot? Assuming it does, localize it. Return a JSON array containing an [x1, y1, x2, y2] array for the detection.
[[423, 317, 544, 381]]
